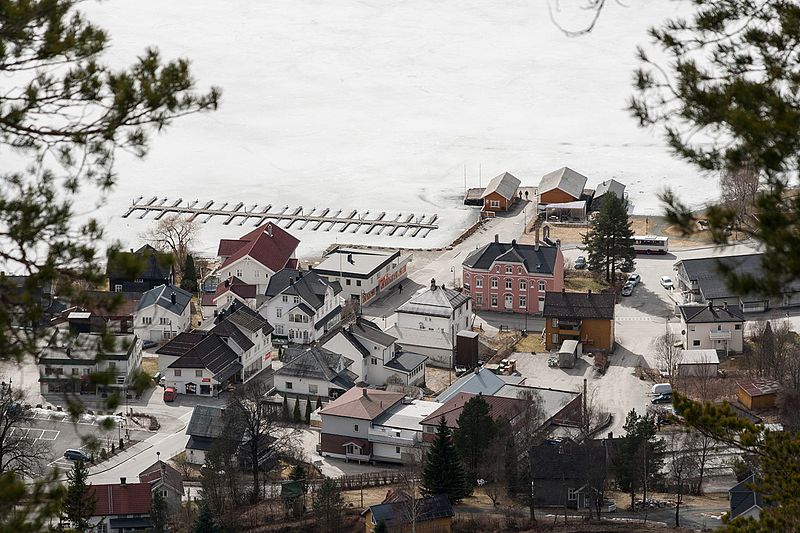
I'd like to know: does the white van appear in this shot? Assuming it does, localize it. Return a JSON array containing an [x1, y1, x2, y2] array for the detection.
[[652, 383, 672, 396]]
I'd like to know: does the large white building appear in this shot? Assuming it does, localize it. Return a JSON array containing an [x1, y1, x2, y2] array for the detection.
[[273, 346, 357, 402], [312, 247, 410, 305], [216, 222, 300, 294], [322, 318, 426, 388], [260, 268, 343, 345], [133, 284, 192, 343], [385, 279, 472, 368], [678, 302, 744, 354], [38, 332, 143, 395]]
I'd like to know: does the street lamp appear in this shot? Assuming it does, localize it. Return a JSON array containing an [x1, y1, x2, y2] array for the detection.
[[450, 266, 456, 288]]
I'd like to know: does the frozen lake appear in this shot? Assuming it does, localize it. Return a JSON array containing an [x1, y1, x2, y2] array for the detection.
[[67, 1, 710, 257]]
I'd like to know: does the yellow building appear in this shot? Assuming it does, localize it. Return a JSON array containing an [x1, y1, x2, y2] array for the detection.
[[543, 290, 616, 352]]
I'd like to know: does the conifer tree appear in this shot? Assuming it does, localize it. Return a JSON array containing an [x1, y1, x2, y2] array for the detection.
[[422, 417, 468, 503], [181, 255, 199, 293], [453, 395, 497, 482], [312, 478, 344, 533], [304, 398, 312, 425], [613, 410, 666, 510], [292, 399, 302, 423], [63, 460, 94, 531], [151, 490, 168, 533], [192, 501, 217, 533], [583, 194, 635, 282], [282, 396, 290, 421]]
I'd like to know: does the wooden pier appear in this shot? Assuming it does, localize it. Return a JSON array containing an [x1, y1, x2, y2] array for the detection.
[[122, 197, 439, 238]]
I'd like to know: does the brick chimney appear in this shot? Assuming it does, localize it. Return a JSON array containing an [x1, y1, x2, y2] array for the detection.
[[120, 477, 127, 486], [494, 234, 499, 243], [430, 278, 437, 291]]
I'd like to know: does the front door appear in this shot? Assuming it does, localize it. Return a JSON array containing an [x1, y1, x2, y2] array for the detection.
[[505, 294, 513, 309]]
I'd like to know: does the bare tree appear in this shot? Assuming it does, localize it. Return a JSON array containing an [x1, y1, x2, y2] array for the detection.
[[0, 384, 51, 477], [653, 332, 683, 384], [666, 432, 699, 527], [141, 215, 199, 279], [720, 165, 761, 233], [689, 429, 714, 496], [514, 388, 547, 522], [226, 379, 299, 503], [394, 461, 426, 533]]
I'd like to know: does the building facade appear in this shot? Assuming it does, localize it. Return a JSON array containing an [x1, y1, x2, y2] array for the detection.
[[462, 236, 565, 315], [542, 290, 615, 351], [133, 285, 192, 343], [679, 302, 744, 354], [312, 247, 411, 305], [480, 172, 520, 213], [538, 167, 588, 205], [107, 244, 173, 294]]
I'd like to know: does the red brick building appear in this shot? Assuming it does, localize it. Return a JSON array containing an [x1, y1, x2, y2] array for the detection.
[[461, 236, 565, 314]]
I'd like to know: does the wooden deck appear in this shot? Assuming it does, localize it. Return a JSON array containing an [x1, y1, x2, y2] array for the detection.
[[122, 197, 439, 238]]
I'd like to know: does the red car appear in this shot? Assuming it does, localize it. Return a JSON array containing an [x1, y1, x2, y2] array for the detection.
[[163, 387, 177, 402]]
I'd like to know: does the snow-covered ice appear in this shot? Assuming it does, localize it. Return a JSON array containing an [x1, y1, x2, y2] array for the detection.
[[23, 1, 714, 258]]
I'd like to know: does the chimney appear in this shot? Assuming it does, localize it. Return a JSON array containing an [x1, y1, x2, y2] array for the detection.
[[430, 278, 437, 291], [170, 292, 176, 305], [511, 239, 517, 247], [224, 278, 230, 287], [494, 234, 499, 243], [723, 301, 728, 310], [556, 238, 561, 248], [708, 301, 713, 310], [220, 408, 225, 418], [120, 477, 126, 486], [66, 347, 72, 357], [266, 223, 273, 237], [474, 367, 480, 375], [362, 388, 368, 398], [534, 242, 539, 252], [289, 277, 294, 285]]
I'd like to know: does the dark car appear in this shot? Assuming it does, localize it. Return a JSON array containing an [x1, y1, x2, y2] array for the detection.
[[574, 256, 586, 269], [651, 393, 672, 405], [64, 449, 91, 462]]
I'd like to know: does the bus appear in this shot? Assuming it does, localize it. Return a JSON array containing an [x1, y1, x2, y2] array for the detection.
[[632, 235, 669, 254]]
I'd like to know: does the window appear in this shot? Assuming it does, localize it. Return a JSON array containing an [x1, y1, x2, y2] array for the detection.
[[236, 269, 242, 277], [108, 362, 116, 370], [735, 324, 742, 330], [285, 382, 293, 390], [551, 318, 559, 327], [356, 280, 361, 286], [693, 340, 701, 346], [174, 369, 181, 377], [419, 322, 425, 329], [303, 331, 309, 342], [520, 279, 527, 291], [114, 284, 122, 292], [539, 281, 546, 291], [116, 376, 125, 384], [276, 325, 284, 335], [354, 424, 359, 432], [491, 277, 498, 288], [160, 317, 170, 325], [567, 488, 578, 501], [276, 308, 282, 318], [519, 296, 526, 309], [282, 295, 288, 302], [371, 357, 378, 365], [309, 384, 318, 394], [475, 276, 483, 288], [490, 200, 500, 208], [97, 524, 108, 533], [518, 267, 523, 274], [491, 295, 498, 307], [142, 316, 152, 325], [505, 278, 512, 289], [293, 297, 300, 304], [505, 266, 513, 274], [195, 370, 203, 377], [476, 294, 483, 306], [396, 446, 401, 454], [346, 279, 351, 286], [551, 333, 558, 344]]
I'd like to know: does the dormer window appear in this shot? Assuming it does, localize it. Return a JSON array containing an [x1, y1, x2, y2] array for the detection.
[[505, 266, 512, 274]]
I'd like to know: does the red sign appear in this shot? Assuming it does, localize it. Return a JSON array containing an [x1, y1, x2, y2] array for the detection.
[[201, 378, 211, 383]]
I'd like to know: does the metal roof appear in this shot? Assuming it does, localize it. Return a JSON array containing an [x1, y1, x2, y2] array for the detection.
[[350, 317, 396, 347], [135, 284, 192, 314], [319, 387, 405, 420], [679, 303, 744, 323], [462, 240, 560, 275], [480, 172, 521, 200], [538, 167, 589, 200], [313, 247, 400, 278], [384, 350, 428, 373], [542, 291, 615, 320], [593, 179, 625, 200], [679, 349, 720, 365], [372, 399, 441, 431], [397, 284, 470, 318], [366, 494, 454, 526], [738, 379, 780, 397], [266, 268, 340, 309], [276, 346, 354, 383]]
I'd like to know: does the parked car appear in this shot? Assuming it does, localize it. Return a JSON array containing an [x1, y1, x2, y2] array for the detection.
[[651, 393, 673, 404], [627, 273, 641, 286], [620, 259, 635, 273], [64, 449, 91, 462], [163, 387, 178, 402], [574, 256, 586, 269], [621, 283, 633, 297], [602, 500, 617, 513], [660, 276, 674, 289]]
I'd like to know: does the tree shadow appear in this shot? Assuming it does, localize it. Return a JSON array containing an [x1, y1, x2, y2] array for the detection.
[[617, 282, 675, 318], [608, 344, 650, 370]]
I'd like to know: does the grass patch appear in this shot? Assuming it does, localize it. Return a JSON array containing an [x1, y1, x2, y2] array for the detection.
[[141, 357, 159, 377], [513, 334, 544, 353], [565, 273, 608, 292]]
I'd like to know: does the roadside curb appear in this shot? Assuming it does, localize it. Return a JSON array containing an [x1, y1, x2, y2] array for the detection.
[[88, 441, 154, 476]]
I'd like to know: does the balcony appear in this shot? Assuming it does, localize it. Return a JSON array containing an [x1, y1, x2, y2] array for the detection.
[[368, 428, 418, 446], [345, 451, 371, 462], [709, 330, 732, 341]]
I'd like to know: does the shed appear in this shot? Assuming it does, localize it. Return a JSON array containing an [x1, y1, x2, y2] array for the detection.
[[538, 167, 589, 204], [481, 172, 521, 212], [590, 179, 626, 211], [455, 330, 479, 368], [738, 379, 779, 410], [676, 349, 719, 377], [558, 339, 580, 369]]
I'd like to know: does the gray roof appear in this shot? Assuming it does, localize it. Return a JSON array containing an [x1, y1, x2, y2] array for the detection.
[[495, 384, 581, 424], [186, 405, 226, 438], [592, 179, 625, 201], [437, 367, 505, 403], [350, 317, 396, 347], [480, 172, 521, 200], [222, 303, 274, 335], [135, 284, 192, 314], [167, 334, 240, 375], [729, 475, 763, 519], [386, 325, 453, 350], [366, 494, 454, 527], [463, 241, 560, 275], [542, 291, 615, 320], [39, 332, 137, 363], [677, 253, 800, 302], [679, 303, 744, 323], [276, 346, 354, 383], [210, 320, 254, 352], [539, 167, 588, 200], [266, 269, 340, 310], [313, 248, 401, 279], [679, 349, 720, 365], [384, 351, 428, 374], [397, 284, 470, 318]]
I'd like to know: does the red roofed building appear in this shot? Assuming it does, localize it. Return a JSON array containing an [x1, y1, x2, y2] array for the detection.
[[87, 478, 152, 532], [419, 392, 529, 443], [200, 275, 259, 317], [216, 223, 300, 293]]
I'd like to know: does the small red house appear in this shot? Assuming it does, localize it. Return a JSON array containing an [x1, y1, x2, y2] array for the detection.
[[481, 172, 521, 212]]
